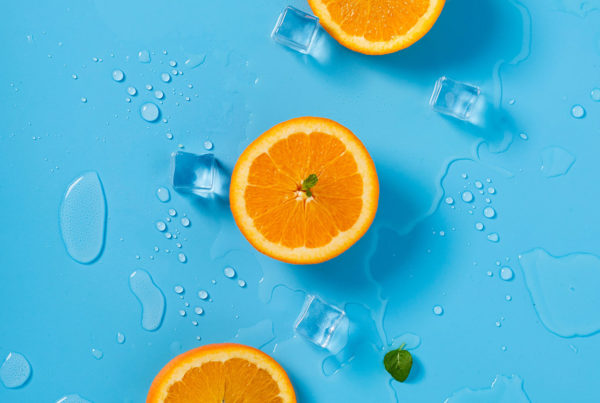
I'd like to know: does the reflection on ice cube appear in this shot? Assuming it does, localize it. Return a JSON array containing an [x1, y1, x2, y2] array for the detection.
[[430, 76, 485, 123], [171, 152, 228, 198], [272, 6, 320, 54], [294, 295, 349, 352]]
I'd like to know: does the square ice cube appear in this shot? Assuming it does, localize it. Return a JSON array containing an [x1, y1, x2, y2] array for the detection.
[[430, 76, 481, 121], [171, 151, 215, 196], [294, 295, 346, 349], [272, 6, 320, 54]]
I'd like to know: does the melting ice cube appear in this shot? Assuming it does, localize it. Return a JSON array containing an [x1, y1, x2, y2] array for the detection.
[[430, 76, 483, 122], [272, 6, 320, 54], [171, 152, 215, 196], [294, 295, 348, 350]]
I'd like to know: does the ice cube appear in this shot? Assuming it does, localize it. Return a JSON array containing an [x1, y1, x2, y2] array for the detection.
[[171, 152, 215, 196], [272, 6, 320, 54], [294, 295, 348, 349], [430, 76, 482, 121]]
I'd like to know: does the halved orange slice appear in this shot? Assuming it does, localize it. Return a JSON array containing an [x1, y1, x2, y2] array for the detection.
[[230, 117, 379, 264], [308, 0, 446, 55], [147, 343, 295, 403]]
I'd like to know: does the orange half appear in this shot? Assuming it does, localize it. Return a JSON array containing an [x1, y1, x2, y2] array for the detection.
[[308, 0, 446, 55], [230, 117, 379, 264], [147, 343, 296, 403]]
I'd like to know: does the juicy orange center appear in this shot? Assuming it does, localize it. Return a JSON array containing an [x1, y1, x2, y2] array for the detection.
[[165, 358, 283, 403], [322, 0, 430, 41], [245, 131, 363, 249]]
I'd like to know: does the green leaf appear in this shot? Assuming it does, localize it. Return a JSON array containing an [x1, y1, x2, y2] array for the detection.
[[302, 174, 318, 197], [383, 344, 412, 382]]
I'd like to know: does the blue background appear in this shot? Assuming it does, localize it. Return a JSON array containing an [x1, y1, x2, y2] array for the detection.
[[2, 0, 600, 401]]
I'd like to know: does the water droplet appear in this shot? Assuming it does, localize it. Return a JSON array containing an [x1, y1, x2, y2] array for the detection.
[[140, 102, 160, 122], [165, 232, 172, 239], [154, 90, 164, 99], [483, 207, 496, 219], [80, 97, 87, 103], [238, 280, 247, 288], [508, 98, 515, 105], [161, 73, 171, 83], [198, 290, 209, 300], [204, 140, 214, 150], [181, 217, 190, 227], [59, 172, 106, 264], [0, 352, 31, 388], [174, 285, 184, 294], [169, 60, 177, 67], [112, 69, 124, 82], [519, 132, 528, 140], [156, 186, 170, 202], [591, 88, 600, 101], [439, 230, 445, 237], [178, 310, 186, 317], [145, 84, 153, 91], [487, 271, 493, 277], [178, 253, 187, 263], [91, 348, 103, 360], [184, 54, 206, 69], [168, 208, 177, 216], [540, 147, 576, 178], [495, 321, 501, 327], [474, 181, 483, 189], [194, 307, 204, 315], [475, 222, 484, 231], [571, 104, 585, 119], [487, 187, 496, 194], [56, 394, 92, 403], [461, 173, 468, 179], [127, 86, 137, 96], [500, 267, 514, 281], [155, 221, 167, 232], [196, 336, 202, 341], [129, 269, 166, 331], [487, 233, 500, 243], [461, 191, 474, 203], [72, 74, 78, 79], [433, 305, 444, 315], [165, 133, 173, 140], [116, 332, 126, 344], [125, 97, 131, 103], [505, 295, 512, 301], [138, 50, 150, 63], [224, 267, 236, 278], [445, 197, 454, 205]]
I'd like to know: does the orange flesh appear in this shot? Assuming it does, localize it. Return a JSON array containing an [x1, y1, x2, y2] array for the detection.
[[245, 132, 363, 249], [164, 358, 283, 403], [321, 0, 430, 41]]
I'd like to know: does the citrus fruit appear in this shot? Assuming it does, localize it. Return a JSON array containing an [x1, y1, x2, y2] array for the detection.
[[307, 0, 446, 55], [147, 343, 296, 403], [230, 116, 379, 264]]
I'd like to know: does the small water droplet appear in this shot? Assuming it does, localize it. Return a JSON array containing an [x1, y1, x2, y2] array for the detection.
[[487, 233, 500, 243], [488, 187, 496, 194], [196, 336, 202, 341], [116, 332, 126, 344], [204, 140, 214, 150], [145, 84, 153, 91], [487, 271, 493, 277], [500, 267, 514, 281], [178, 253, 187, 263], [156, 187, 170, 202], [155, 221, 167, 232], [127, 86, 137, 96], [154, 90, 164, 99], [138, 50, 150, 63], [194, 307, 204, 315], [165, 232, 172, 239], [519, 132, 528, 140], [433, 305, 444, 316], [483, 207, 496, 219], [495, 321, 501, 327], [112, 69, 124, 82], [72, 73, 78, 79], [461, 191, 474, 203], [80, 97, 87, 103], [181, 217, 190, 227], [224, 267, 236, 278], [169, 60, 177, 67], [161, 73, 171, 83], [505, 295, 512, 301], [571, 104, 585, 119], [508, 98, 515, 105], [192, 320, 198, 326], [91, 348, 103, 360], [168, 208, 177, 217], [474, 181, 483, 189], [174, 285, 184, 294], [591, 88, 600, 101], [238, 279, 247, 288], [178, 310, 186, 317], [0, 352, 32, 388], [445, 197, 454, 205], [198, 290, 209, 300], [165, 132, 173, 140], [140, 102, 160, 122], [475, 222, 484, 231]]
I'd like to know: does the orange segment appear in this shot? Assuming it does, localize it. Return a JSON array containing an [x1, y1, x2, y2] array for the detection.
[[230, 117, 379, 264], [308, 0, 446, 55], [147, 343, 296, 403]]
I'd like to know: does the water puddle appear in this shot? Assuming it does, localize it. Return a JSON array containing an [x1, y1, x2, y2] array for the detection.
[[233, 319, 275, 349], [519, 248, 600, 337], [0, 352, 32, 388], [444, 375, 530, 402], [540, 147, 575, 178], [56, 394, 93, 403], [129, 269, 166, 331], [59, 171, 106, 264]]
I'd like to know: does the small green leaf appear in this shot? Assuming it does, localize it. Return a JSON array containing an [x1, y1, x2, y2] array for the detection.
[[302, 174, 318, 197], [383, 344, 412, 382]]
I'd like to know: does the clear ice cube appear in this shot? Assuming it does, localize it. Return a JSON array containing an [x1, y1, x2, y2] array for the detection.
[[272, 6, 320, 54], [430, 76, 482, 121], [294, 295, 348, 349], [171, 152, 215, 196]]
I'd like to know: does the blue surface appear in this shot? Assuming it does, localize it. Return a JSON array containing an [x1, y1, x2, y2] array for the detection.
[[2, 0, 600, 401]]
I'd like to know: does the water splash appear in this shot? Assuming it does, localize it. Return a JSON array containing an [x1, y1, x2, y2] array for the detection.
[[540, 147, 575, 178], [444, 375, 530, 402], [519, 248, 600, 337], [59, 172, 106, 264], [129, 269, 166, 331], [0, 352, 32, 388]]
